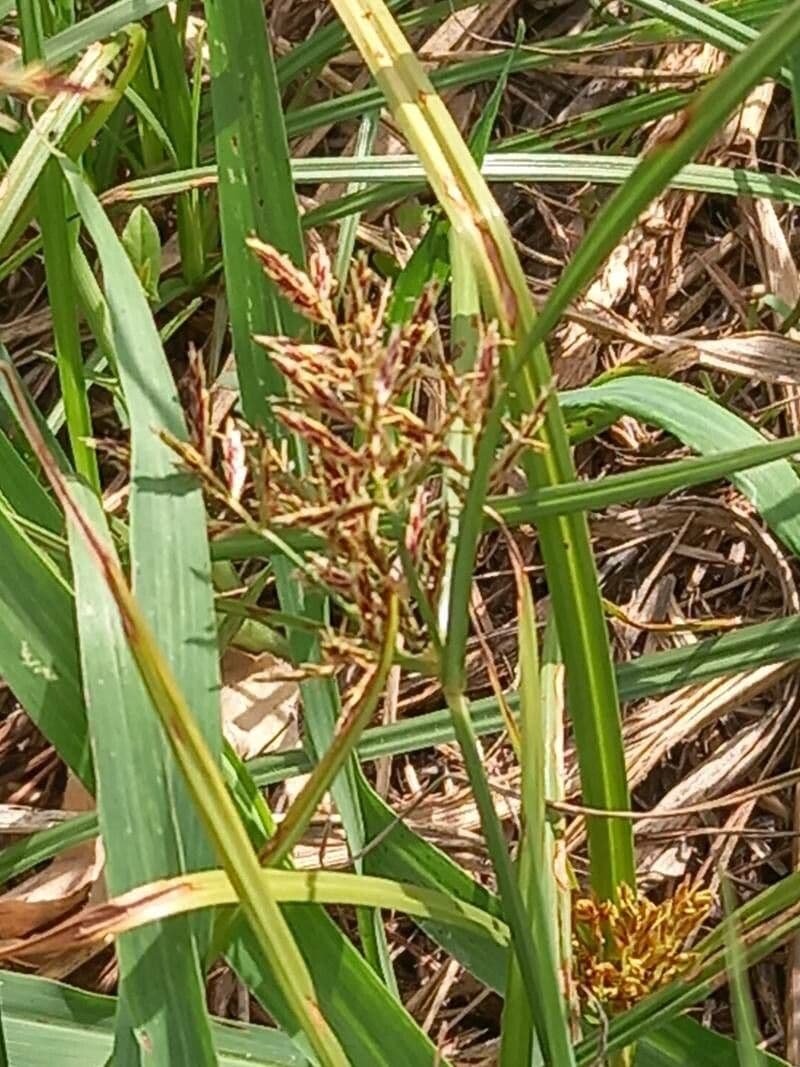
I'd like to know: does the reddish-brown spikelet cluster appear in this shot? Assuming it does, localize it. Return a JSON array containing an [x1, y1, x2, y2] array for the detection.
[[248, 236, 337, 329], [186, 344, 211, 465], [572, 882, 713, 1012], [231, 235, 511, 652]]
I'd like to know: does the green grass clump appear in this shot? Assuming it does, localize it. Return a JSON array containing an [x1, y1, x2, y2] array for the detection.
[[2, 0, 800, 1063]]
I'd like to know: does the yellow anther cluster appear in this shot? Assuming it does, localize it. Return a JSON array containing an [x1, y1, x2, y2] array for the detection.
[[572, 882, 713, 1011]]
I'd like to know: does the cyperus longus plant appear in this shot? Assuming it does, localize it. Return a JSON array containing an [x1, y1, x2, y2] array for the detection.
[[7, 0, 800, 1063]]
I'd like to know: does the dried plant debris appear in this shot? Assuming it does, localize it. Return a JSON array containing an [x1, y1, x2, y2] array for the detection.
[[0, 58, 110, 102]]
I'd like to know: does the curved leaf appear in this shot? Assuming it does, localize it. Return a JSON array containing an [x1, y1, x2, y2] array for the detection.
[[562, 375, 800, 555], [0, 970, 303, 1067]]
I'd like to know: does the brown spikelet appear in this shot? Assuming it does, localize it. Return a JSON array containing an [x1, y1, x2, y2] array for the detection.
[[255, 337, 351, 419], [404, 484, 429, 560], [307, 238, 335, 303], [403, 284, 438, 354], [375, 328, 403, 406], [255, 338, 344, 382], [221, 418, 247, 503], [247, 236, 333, 326], [186, 345, 211, 464], [469, 320, 501, 416], [275, 408, 364, 466]]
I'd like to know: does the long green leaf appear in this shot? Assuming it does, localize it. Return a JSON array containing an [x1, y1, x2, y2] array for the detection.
[[0, 353, 62, 531], [19, 0, 99, 490], [229, 907, 443, 1067], [58, 163, 222, 1061], [722, 879, 766, 1067], [43, 0, 169, 64], [248, 606, 800, 783], [14, 866, 509, 951], [0, 811, 97, 885], [107, 153, 800, 210], [61, 161, 223, 887], [209, 432, 800, 561], [149, 7, 204, 284], [0, 970, 303, 1067], [0, 499, 90, 786], [68, 482, 218, 1064], [637, 1018, 787, 1067], [494, 433, 800, 528], [561, 376, 800, 555], [202, 0, 304, 427], [501, 564, 574, 1065], [627, 0, 787, 78]]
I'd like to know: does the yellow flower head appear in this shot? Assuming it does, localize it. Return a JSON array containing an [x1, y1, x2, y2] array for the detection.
[[572, 882, 713, 1012]]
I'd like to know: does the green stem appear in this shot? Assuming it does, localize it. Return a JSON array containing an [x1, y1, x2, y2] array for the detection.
[[261, 594, 399, 868], [19, 0, 99, 492], [149, 8, 204, 285], [443, 687, 569, 1065]]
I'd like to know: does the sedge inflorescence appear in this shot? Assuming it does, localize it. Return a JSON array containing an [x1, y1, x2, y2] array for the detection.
[[232, 235, 523, 654], [572, 882, 713, 1012]]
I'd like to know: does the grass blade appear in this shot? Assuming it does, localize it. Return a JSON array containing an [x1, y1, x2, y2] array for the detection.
[[561, 377, 800, 555], [0, 369, 351, 1067], [500, 553, 575, 1066], [106, 155, 800, 214], [334, 111, 379, 290], [0, 970, 303, 1067], [627, 0, 783, 75], [68, 479, 218, 1064], [638, 1017, 787, 1066], [6, 867, 509, 956], [0, 497, 90, 786], [246, 606, 800, 790], [202, 0, 304, 427], [19, 0, 98, 489], [209, 432, 800, 563], [0, 812, 97, 886], [493, 433, 800, 528], [54, 164, 223, 1059], [228, 910, 443, 1067], [60, 162, 223, 903], [721, 879, 767, 1067], [43, 0, 169, 64], [149, 8, 204, 284]]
